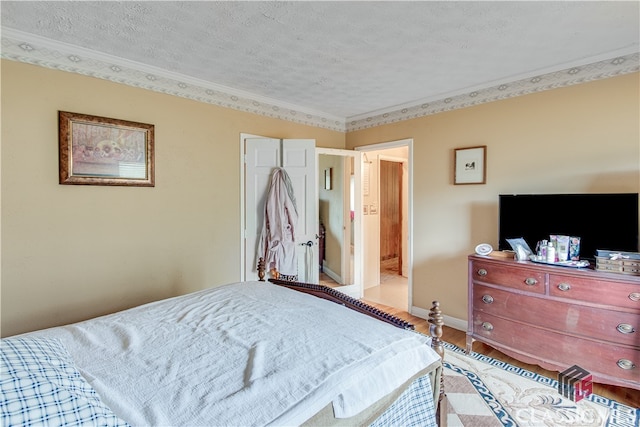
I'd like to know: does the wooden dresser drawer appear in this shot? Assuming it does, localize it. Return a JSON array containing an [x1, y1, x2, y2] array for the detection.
[[472, 284, 640, 347], [468, 255, 640, 389], [549, 274, 640, 311], [471, 312, 640, 387], [471, 260, 545, 294]]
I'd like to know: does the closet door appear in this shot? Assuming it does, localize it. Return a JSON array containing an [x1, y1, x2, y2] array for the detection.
[[244, 138, 318, 283], [244, 138, 279, 281]]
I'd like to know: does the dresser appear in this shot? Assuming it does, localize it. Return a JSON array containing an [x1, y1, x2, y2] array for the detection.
[[467, 254, 640, 390]]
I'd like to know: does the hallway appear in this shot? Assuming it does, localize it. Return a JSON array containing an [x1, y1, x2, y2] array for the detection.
[[320, 257, 408, 312], [362, 257, 408, 311]]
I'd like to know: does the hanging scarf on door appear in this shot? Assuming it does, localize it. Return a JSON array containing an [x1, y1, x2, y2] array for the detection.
[[257, 167, 298, 278]]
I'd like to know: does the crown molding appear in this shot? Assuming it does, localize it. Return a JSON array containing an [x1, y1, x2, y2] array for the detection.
[[0, 28, 346, 132], [2, 28, 638, 134], [347, 49, 639, 132]]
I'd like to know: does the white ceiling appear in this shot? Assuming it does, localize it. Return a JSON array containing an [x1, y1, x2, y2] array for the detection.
[[1, 1, 639, 131]]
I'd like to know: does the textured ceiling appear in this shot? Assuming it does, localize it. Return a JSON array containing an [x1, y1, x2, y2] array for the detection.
[[1, 1, 639, 131]]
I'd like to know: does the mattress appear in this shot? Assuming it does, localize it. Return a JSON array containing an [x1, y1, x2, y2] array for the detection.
[[2, 281, 441, 426]]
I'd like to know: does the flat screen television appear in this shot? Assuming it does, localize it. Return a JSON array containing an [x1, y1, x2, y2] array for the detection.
[[498, 193, 639, 260]]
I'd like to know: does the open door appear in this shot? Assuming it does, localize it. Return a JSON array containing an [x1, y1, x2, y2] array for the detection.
[[244, 137, 318, 283], [317, 148, 363, 299]]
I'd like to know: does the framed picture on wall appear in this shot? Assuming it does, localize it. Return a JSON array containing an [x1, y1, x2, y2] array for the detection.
[[454, 145, 486, 185], [324, 167, 332, 190], [58, 111, 155, 186]]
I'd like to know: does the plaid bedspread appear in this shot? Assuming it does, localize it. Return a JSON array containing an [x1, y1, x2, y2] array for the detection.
[[370, 374, 437, 427]]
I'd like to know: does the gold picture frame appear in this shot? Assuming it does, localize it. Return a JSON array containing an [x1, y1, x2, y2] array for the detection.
[[454, 145, 486, 185], [59, 111, 155, 186]]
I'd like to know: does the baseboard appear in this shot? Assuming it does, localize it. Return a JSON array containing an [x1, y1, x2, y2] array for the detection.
[[410, 305, 468, 332], [322, 264, 341, 284]]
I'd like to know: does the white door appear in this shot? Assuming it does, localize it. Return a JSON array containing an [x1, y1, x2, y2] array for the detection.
[[244, 137, 318, 283], [317, 148, 363, 299]]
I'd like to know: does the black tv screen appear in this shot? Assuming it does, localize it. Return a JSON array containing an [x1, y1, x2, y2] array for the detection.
[[498, 193, 639, 260]]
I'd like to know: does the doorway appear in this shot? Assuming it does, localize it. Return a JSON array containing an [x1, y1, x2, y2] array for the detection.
[[316, 148, 363, 299], [357, 140, 412, 312]]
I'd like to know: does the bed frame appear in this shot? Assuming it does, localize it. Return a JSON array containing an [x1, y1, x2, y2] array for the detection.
[[257, 258, 446, 422]]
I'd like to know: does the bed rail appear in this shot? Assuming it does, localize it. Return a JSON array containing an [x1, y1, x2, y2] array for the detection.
[[268, 278, 415, 330]]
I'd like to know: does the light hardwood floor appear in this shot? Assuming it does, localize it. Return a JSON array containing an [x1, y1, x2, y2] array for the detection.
[[363, 300, 639, 408]]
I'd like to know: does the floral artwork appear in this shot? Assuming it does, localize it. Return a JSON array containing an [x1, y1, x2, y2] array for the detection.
[[71, 123, 146, 177], [59, 111, 154, 186]]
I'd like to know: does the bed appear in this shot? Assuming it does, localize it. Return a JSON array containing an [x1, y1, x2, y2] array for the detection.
[[1, 279, 445, 426]]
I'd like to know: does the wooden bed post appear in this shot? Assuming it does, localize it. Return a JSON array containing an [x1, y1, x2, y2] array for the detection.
[[428, 301, 444, 360], [428, 300, 446, 421], [257, 257, 282, 281]]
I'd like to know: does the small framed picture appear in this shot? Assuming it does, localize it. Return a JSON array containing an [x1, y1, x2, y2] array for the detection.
[[324, 167, 332, 190], [454, 145, 486, 185], [59, 111, 155, 186]]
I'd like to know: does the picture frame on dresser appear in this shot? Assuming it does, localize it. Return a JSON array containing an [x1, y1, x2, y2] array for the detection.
[[454, 145, 486, 185], [59, 111, 155, 187]]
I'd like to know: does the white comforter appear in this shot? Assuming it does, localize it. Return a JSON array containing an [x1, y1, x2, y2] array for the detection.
[[24, 281, 439, 426]]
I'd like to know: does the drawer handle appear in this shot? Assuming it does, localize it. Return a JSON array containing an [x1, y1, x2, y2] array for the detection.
[[617, 323, 636, 334], [617, 359, 636, 370], [482, 322, 494, 331], [557, 283, 571, 291], [630, 292, 640, 302], [482, 295, 494, 304], [524, 277, 538, 286], [477, 268, 488, 277]]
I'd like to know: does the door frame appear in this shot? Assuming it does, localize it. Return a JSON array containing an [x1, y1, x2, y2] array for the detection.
[[355, 138, 413, 311]]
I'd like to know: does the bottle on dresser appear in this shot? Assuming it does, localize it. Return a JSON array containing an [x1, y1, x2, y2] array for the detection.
[[546, 240, 556, 263]]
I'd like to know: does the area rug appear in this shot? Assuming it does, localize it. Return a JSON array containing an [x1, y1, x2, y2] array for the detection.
[[442, 342, 639, 427]]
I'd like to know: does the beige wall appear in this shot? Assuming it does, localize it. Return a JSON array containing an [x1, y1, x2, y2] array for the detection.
[[347, 72, 640, 322], [2, 60, 639, 336], [1, 60, 345, 337]]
